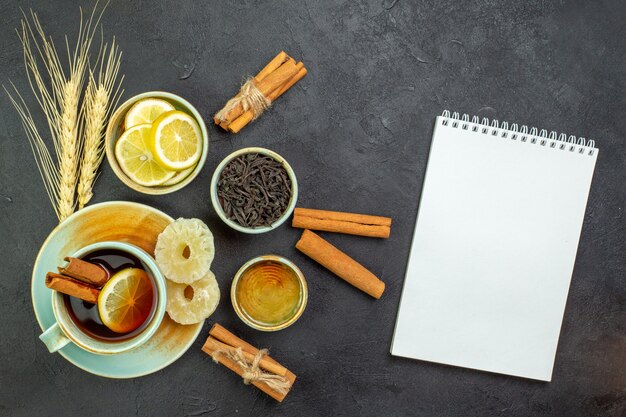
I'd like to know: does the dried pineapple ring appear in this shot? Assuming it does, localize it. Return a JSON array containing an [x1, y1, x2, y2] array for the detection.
[[166, 271, 220, 324], [155, 218, 214, 284]]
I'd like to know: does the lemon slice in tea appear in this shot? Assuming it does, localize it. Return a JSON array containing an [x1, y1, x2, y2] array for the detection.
[[115, 124, 176, 186], [150, 110, 203, 170], [98, 268, 154, 334], [124, 98, 175, 129]]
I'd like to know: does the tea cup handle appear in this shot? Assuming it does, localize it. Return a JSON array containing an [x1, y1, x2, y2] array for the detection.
[[39, 322, 71, 353]]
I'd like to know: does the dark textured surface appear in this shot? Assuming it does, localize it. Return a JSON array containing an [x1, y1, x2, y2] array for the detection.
[[1, 1, 625, 416]]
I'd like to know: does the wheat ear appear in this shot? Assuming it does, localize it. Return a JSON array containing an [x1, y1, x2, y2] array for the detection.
[[77, 39, 124, 209], [55, 5, 104, 220], [5, 4, 105, 222], [56, 76, 82, 219]]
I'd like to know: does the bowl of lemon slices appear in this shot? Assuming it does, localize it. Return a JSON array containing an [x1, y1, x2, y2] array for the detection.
[[105, 91, 209, 194]]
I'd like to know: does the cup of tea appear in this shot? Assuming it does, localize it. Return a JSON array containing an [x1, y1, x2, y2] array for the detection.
[[39, 241, 167, 354]]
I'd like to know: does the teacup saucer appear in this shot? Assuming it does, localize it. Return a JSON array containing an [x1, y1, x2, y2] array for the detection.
[[31, 201, 204, 378]]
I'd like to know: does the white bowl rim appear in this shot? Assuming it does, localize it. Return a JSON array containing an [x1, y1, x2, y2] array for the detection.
[[210, 147, 298, 234]]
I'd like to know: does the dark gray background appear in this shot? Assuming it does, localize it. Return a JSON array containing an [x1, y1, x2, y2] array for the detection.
[[1, 0, 624, 416]]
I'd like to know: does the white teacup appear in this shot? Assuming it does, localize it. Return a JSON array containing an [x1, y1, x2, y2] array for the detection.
[[39, 241, 167, 355]]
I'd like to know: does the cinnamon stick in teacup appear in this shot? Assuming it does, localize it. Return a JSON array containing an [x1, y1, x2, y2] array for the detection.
[[292, 208, 392, 238], [45, 273, 100, 303], [295, 230, 385, 299], [59, 257, 108, 286]]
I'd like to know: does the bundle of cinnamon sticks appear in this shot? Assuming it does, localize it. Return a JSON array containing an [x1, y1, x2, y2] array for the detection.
[[202, 324, 296, 402], [45, 257, 108, 303], [214, 51, 307, 133]]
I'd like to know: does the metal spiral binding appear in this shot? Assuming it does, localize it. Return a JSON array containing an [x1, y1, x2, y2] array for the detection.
[[441, 110, 596, 156]]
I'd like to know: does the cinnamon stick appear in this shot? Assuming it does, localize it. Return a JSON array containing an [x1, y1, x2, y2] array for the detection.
[[295, 230, 385, 299], [216, 59, 299, 125], [256, 58, 299, 97], [209, 324, 296, 381], [228, 62, 308, 133], [270, 62, 307, 99], [45, 273, 100, 303], [292, 208, 392, 238], [204, 323, 296, 402], [202, 336, 288, 377], [254, 51, 289, 83], [59, 257, 108, 286], [215, 52, 307, 132], [209, 323, 260, 356], [213, 51, 289, 126]]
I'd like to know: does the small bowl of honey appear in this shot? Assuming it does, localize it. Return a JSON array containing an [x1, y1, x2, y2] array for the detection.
[[231, 255, 307, 332]]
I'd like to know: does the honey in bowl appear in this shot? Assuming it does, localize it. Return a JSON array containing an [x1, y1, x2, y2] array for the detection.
[[64, 249, 157, 342], [233, 256, 307, 330]]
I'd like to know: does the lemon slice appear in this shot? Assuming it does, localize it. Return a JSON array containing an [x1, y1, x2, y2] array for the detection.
[[150, 110, 203, 170], [115, 124, 176, 186], [162, 166, 195, 186], [124, 98, 176, 129], [98, 268, 154, 333]]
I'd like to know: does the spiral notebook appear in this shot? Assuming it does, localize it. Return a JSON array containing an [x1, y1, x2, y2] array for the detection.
[[391, 111, 598, 381]]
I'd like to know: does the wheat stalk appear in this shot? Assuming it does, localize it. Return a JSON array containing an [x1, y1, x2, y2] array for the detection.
[[5, 3, 112, 222], [55, 4, 103, 220], [4, 84, 62, 219], [77, 39, 124, 209], [57, 76, 82, 219]]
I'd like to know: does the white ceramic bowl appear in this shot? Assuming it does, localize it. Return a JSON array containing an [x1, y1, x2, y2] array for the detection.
[[210, 147, 298, 234], [105, 91, 209, 195]]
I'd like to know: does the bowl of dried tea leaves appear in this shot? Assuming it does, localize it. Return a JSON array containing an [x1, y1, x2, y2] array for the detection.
[[211, 147, 298, 234]]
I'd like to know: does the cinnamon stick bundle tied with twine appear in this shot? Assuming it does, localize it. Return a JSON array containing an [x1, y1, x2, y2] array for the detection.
[[202, 323, 296, 402], [214, 51, 307, 133]]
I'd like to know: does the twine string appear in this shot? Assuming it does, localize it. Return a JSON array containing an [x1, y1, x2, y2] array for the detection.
[[211, 347, 291, 395], [215, 78, 271, 122]]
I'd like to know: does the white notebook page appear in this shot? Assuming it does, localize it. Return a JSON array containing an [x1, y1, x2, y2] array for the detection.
[[391, 114, 598, 381]]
